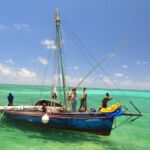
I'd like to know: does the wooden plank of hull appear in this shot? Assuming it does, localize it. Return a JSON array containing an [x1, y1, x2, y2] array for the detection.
[[4, 110, 114, 136], [0, 106, 63, 112]]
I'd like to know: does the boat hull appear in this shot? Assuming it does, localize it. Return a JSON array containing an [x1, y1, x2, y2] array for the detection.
[[4, 110, 114, 136]]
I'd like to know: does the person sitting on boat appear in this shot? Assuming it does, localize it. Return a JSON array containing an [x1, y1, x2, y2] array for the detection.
[[7, 93, 14, 106], [68, 88, 77, 112], [51, 86, 57, 99], [41, 103, 47, 114], [99, 92, 113, 111], [79, 88, 87, 112]]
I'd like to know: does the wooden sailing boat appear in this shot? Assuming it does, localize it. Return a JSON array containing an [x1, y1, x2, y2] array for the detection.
[[0, 9, 142, 136]]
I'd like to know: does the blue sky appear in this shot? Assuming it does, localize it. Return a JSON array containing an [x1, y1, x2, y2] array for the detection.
[[0, 0, 150, 90]]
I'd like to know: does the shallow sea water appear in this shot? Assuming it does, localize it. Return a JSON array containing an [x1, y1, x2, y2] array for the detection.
[[0, 84, 150, 150]]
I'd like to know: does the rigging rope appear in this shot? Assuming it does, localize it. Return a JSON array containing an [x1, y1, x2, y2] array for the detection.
[[75, 40, 128, 88], [61, 18, 141, 114], [61, 18, 142, 115], [0, 106, 7, 121], [61, 19, 127, 89], [112, 116, 133, 130], [39, 50, 51, 100], [39, 24, 55, 100], [62, 22, 123, 104]]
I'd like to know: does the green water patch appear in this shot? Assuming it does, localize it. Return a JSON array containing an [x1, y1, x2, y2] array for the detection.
[[0, 84, 150, 150]]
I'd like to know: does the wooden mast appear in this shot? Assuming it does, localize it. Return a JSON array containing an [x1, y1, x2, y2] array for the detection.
[[55, 9, 67, 107]]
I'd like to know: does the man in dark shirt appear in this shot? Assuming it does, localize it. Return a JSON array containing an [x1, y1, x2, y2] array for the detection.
[[99, 93, 113, 111], [79, 88, 87, 112], [7, 93, 14, 106]]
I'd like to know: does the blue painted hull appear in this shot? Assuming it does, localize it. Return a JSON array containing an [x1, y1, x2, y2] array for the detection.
[[4, 110, 114, 135]]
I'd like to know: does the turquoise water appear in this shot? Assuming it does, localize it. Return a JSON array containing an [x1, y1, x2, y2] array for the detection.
[[0, 84, 150, 150]]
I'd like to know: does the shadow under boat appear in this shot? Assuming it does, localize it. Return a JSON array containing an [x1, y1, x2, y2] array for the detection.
[[0, 100, 142, 136], [1, 99, 114, 136]]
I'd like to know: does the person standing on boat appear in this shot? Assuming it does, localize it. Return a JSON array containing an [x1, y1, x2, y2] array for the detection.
[[69, 88, 77, 112], [51, 86, 57, 99], [79, 88, 87, 112], [99, 92, 113, 111], [7, 93, 14, 106]]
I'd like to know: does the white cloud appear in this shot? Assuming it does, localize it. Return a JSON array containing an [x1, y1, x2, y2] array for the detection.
[[41, 39, 57, 49], [101, 76, 113, 84], [114, 73, 124, 77], [66, 66, 79, 70], [1, 63, 150, 90], [5, 59, 14, 64], [135, 61, 141, 65], [0, 63, 37, 84], [122, 64, 128, 69], [74, 66, 79, 70], [18, 68, 36, 78], [50, 76, 150, 90], [110, 54, 115, 57], [0, 24, 30, 32], [142, 61, 148, 65], [120, 80, 150, 90], [68, 76, 95, 87], [37, 57, 48, 65], [145, 76, 150, 80], [51, 74, 95, 87], [0, 64, 12, 75], [134, 61, 148, 65], [125, 76, 129, 80], [98, 74, 150, 90], [14, 24, 30, 31]]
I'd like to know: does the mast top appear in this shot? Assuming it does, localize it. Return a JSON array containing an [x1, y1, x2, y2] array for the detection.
[[55, 9, 61, 26]]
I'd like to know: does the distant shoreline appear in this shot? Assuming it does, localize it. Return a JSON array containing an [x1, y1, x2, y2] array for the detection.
[[0, 83, 150, 92]]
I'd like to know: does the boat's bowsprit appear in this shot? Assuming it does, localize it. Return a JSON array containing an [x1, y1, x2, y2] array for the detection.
[[123, 112, 143, 117]]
